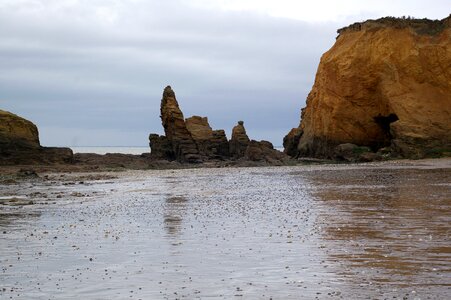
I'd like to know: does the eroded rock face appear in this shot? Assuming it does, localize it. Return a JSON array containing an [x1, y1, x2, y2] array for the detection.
[[185, 116, 214, 157], [150, 86, 232, 162], [0, 110, 73, 165], [149, 134, 173, 160], [185, 116, 213, 141], [185, 116, 230, 158], [159, 86, 200, 162], [283, 127, 303, 158], [150, 86, 290, 164], [245, 140, 288, 164], [0, 110, 40, 149], [287, 16, 451, 159], [229, 121, 250, 158], [211, 130, 230, 158]]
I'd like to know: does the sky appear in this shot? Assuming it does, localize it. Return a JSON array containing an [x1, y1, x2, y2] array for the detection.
[[0, 0, 449, 147]]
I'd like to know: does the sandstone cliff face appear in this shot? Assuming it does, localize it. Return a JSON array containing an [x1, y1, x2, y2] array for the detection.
[[287, 16, 451, 159], [0, 110, 73, 164]]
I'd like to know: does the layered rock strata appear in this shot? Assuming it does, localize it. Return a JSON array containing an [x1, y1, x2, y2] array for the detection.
[[229, 121, 250, 158], [150, 86, 289, 163], [148, 134, 172, 160], [0, 110, 73, 164], [149, 86, 200, 162], [159, 86, 201, 162], [185, 116, 230, 158], [285, 15, 451, 159]]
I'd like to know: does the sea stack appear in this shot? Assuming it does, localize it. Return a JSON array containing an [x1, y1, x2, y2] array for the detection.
[[159, 86, 201, 162], [229, 121, 250, 158], [150, 86, 229, 162], [285, 16, 451, 159], [149, 86, 290, 164]]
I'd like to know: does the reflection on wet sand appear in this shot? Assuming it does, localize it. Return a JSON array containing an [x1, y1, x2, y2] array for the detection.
[[164, 196, 188, 237], [0, 211, 41, 227], [1, 161, 450, 299], [305, 168, 451, 289]]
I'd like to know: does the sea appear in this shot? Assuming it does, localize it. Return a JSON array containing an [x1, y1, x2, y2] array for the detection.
[[71, 146, 150, 155], [71, 146, 285, 155]]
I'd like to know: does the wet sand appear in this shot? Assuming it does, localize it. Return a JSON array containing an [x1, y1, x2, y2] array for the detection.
[[1, 159, 450, 299]]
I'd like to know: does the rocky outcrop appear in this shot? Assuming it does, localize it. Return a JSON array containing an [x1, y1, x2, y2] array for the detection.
[[211, 130, 230, 158], [150, 87, 290, 164], [0, 110, 73, 165], [229, 121, 250, 158], [333, 143, 383, 162], [286, 15, 451, 159], [245, 140, 288, 164], [148, 134, 173, 160], [153, 86, 201, 162], [0, 109, 40, 149], [185, 116, 230, 158], [185, 116, 213, 142], [283, 127, 303, 158], [149, 86, 232, 162]]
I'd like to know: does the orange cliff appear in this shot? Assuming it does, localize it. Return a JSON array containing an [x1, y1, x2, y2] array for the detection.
[[284, 16, 451, 159]]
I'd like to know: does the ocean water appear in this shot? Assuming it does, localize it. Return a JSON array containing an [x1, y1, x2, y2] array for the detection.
[[1, 162, 450, 299], [71, 146, 149, 155], [71, 146, 285, 155]]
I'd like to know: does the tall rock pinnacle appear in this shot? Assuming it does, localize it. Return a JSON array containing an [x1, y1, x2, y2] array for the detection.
[[160, 86, 200, 162]]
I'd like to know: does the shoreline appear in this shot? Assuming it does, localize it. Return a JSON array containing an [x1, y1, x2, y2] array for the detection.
[[1, 156, 449, 178]]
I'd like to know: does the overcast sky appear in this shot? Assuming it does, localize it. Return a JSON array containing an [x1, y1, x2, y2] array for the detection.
[[0, 0, 448, 147]]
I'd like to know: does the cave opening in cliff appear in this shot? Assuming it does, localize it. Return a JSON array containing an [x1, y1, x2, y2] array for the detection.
[[374, 113, 399, 148]]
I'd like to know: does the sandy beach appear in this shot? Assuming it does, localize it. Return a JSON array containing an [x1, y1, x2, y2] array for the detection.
[[1, 158, 450, 299]]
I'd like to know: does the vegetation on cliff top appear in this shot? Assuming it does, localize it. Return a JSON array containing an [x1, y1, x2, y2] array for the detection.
[[337, 14, 450, 36]]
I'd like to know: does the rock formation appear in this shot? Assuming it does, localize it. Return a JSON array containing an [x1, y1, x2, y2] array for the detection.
[[148, 134, 172, 160], [283, 127, 303, 158], [0, 109, 40, 149], [150, 86, 290, 164], [185, 116, 230, 158], [245, 140, 288, 164], [285, 16, 451, 159], [156, 86, 201, 162], [229, 121, 250, 158], [333, 143, 383, 162], [150, 86, 232, 162], [210, 130, 230, 158], [0, 110, 73, 164]]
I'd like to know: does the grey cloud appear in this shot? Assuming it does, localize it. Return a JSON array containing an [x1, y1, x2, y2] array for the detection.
[[0, 0, 340, 147]]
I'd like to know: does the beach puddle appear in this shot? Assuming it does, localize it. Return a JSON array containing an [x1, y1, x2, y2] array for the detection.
[[0, 162, 450, 299]]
